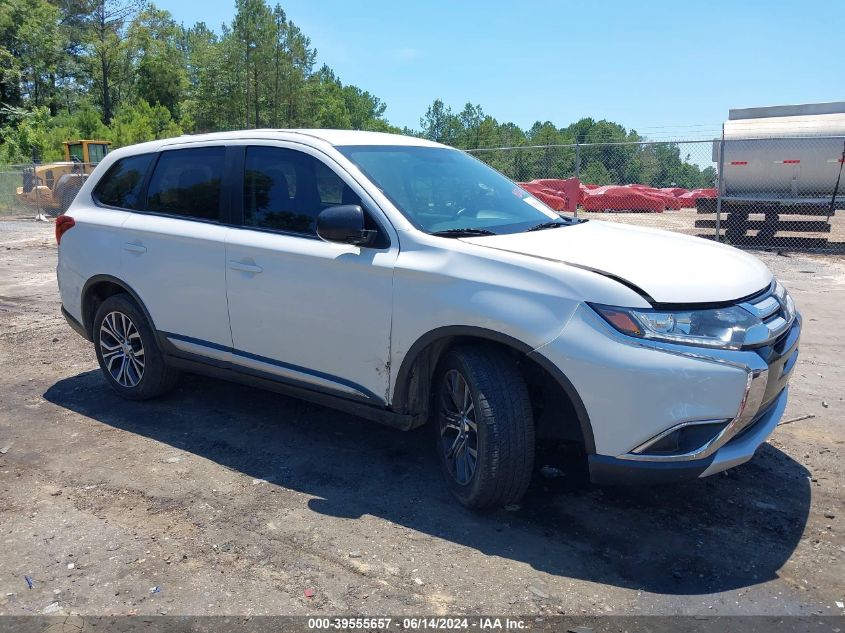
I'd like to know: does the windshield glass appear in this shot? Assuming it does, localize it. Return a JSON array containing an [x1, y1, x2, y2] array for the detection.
[[337, 145, 561, 235]]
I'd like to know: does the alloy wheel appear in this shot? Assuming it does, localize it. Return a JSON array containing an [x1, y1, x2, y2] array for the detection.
[[99, 311, 145, 388], [439, 369, 479, 485]]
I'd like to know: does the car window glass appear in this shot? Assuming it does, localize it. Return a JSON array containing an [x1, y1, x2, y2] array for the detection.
[[338, 145, 559, 234], [315, 159, 360, 206], [93, 154, 155, 210], [146, 147, 225, 221], [88, 143, 108, 164], [67, 144, 83, 162], [244, 146, 362, 235]]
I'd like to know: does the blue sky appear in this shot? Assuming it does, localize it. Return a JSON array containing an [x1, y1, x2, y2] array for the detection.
[[164, 0, 844, 139]]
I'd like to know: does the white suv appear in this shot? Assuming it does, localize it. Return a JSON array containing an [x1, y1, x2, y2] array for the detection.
[[56, 130, 801, 508]]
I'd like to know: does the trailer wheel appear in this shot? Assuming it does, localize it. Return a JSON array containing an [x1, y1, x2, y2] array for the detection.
[[58, 188, 76, 214], [724, 210, 749, 240], [55, 174, 85, 214]]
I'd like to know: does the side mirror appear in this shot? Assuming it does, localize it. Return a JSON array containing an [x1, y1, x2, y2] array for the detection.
[[316, 205, 376, 246]]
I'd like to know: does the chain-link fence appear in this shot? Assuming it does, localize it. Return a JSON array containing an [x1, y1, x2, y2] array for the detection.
[[468, 135, 845, 254], [0, 162, 98, 221], [3, 137, 844, 254]]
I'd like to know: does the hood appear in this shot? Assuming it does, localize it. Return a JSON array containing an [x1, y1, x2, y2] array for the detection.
[[461, 221, 773, 305]]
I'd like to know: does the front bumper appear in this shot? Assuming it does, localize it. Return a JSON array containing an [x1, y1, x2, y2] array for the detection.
[[588, 386, 788, 485], [532, 302, 801, 485]]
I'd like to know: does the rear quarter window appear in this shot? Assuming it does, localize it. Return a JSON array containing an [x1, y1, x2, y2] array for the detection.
[[93, 154, 155, 210]]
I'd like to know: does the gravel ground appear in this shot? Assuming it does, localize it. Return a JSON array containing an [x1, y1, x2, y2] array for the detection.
[[0, 218, 843, 618]]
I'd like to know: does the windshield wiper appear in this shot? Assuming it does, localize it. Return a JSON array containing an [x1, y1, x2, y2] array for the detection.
[[430, 228, 497, 238], [526, 220, 570, 232]]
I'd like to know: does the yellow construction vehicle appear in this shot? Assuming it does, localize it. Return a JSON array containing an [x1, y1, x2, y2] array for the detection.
[[16, 140, 111, 216]]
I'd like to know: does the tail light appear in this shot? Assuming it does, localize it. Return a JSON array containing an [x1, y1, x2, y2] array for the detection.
[[55, 215, 75, 245]]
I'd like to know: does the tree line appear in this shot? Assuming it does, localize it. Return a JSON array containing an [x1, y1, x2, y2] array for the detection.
[[419, 100, 716, 188], [0, 0, 715, 188]]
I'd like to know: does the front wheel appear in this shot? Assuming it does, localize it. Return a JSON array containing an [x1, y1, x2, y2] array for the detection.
[[434, 345, 535, 509], [93, 294, 179, 400]]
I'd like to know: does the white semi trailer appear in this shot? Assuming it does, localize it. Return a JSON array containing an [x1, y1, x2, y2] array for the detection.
[[698, 102, 845, 244]]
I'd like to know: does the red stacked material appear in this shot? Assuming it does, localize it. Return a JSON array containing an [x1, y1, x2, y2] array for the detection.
[[520, 186, 567, 210], [660, 187, 689, 197], [518, 178, 580, 213], [622, 184, 683, 210], [580, 185, 666, 213], [678, 188, 717, 206], [519, 179, 717, 213]]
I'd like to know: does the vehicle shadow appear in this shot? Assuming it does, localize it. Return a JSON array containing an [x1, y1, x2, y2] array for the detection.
[[44, 370, 811, 596]]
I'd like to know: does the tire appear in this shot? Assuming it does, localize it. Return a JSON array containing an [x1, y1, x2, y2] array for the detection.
[[58, 189, 75, 214], [433, 345, 535, 509], [93, 294, 179, 400], [55, 176, 82, 214]]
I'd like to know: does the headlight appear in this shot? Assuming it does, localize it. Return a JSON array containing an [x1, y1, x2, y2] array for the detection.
[[591, 303, 765, 350]]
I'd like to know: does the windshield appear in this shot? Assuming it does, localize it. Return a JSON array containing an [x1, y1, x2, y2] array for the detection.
[[337, 145, 562, 235]]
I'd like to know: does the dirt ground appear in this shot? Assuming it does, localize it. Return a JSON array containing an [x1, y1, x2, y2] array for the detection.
[[0, 218, 843, 618]]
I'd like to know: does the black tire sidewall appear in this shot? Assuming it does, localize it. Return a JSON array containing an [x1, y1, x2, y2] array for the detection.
[[433, 346, 534, 509], [434, 353, 489, 505]]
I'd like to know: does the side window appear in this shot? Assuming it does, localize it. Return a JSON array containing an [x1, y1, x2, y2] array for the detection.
[[315, 159, 360, 207], [88, 143, 108, 164], [146, 147, 225, 221], [243, 146, 362, 235], [67, 144, 84, 162], [93, 154, 155, 210]]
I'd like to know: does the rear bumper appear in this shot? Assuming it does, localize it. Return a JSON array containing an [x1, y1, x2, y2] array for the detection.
[[588, 386, 788, 485]]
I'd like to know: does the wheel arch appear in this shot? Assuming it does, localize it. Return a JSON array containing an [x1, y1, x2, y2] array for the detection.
[[392, 326, 595, 453], [81, 275, 157, 341]]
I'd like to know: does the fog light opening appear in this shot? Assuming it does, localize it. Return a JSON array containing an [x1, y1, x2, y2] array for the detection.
[[633, 421, 730, 457]]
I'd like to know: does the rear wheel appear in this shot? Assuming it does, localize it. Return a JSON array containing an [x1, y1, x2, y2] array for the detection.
[[434, 345, 535, 509], [93, 294, 179, 400]]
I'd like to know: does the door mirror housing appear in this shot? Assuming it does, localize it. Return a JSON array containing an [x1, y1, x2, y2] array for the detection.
[[316, 205, 376, 246]]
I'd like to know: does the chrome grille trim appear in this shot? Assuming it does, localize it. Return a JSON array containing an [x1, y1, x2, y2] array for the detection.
[[765, 316, 789, 338], [745, 295, 780, 319], [739, 285, 795, 347]]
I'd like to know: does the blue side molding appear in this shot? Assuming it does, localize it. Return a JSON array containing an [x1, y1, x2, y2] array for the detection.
[[160, 331, 383, 403]]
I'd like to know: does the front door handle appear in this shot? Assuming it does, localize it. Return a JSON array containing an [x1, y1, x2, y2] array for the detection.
[[123, 242, 147, 254], [229, 260, 263, 274]]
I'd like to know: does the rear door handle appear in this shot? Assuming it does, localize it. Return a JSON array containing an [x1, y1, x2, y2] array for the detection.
[[228, 260, 263, 274], [123, 242, 147, 254]]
